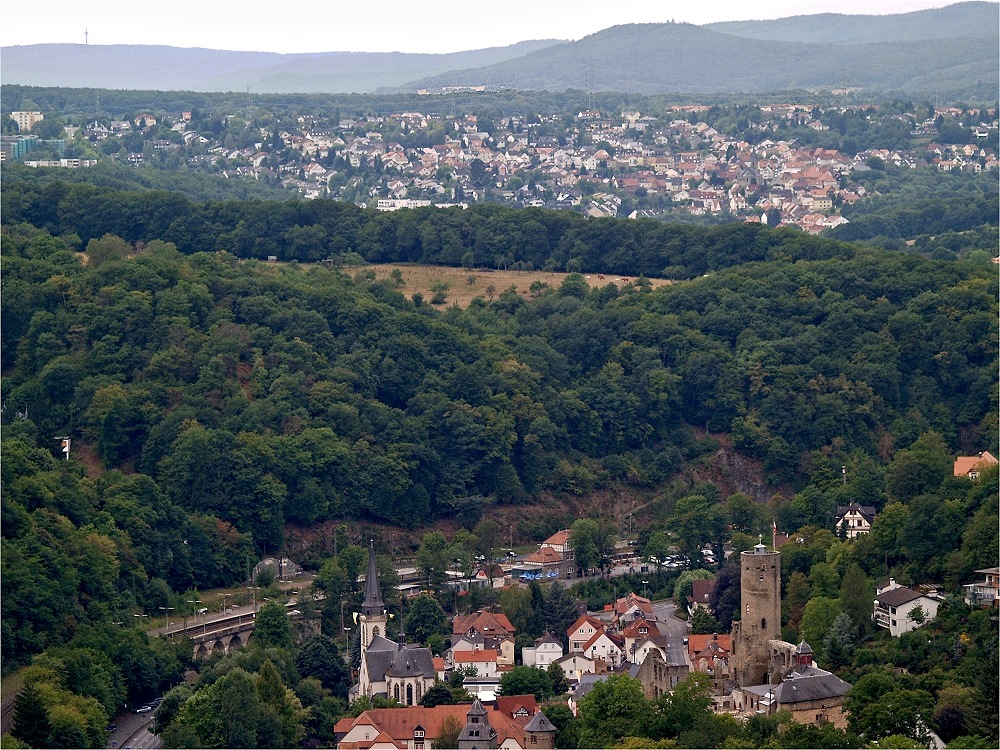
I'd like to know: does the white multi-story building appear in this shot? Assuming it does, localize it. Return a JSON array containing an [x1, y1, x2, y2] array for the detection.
[[873, 579, 943, 637]]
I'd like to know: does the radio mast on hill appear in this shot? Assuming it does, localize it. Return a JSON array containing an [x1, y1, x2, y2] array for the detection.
[[85, 29, 89, 45]]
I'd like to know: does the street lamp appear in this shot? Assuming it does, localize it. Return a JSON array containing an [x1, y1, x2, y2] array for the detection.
[[159, 606, 175, 640], [186, 599, 202, 632]]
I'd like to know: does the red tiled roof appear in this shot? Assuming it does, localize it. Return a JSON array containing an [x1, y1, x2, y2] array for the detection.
[[525, 546, 562, 564], [453, 649, 498, 663], [622, 619, 662, 638], [338, 705, 525, 749], [954, 451, 998, 476], [453, 610, 516, 636], [687, 633, 731, 661], [542, 529, 571, 547], [495, 694, 537, 720]]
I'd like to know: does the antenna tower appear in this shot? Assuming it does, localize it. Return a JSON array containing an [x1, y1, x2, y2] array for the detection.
[[85, 29, 89, 45], [587, 60, 595, 111]]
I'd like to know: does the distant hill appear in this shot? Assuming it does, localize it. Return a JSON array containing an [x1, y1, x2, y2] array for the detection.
[[402, 21, 998, 97], [0, 40, 562, 94], [705, 1, 999, 44], [1, 3, 995, 97]]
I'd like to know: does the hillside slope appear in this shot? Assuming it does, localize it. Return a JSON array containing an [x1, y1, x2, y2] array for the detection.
[[0, 40, 562, 93], [705, 1, 999, 44], [402, 22, 997, 96]]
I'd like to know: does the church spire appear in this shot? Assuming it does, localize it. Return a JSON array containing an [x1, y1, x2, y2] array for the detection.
[[362, 539, 384, 616]]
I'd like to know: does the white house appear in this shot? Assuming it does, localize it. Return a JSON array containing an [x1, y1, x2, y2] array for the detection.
[[567, 615, 605, 653], [873, 580, 943, 637], [521, 634, 563, 668], [554, 652, 598, 681], [834, 504, 876, 539], [452, 649, 499, 678], [582, 631, 624, 669]]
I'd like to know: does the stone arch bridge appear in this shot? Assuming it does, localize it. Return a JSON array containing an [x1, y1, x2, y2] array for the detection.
[[159, 604, 306, 660]]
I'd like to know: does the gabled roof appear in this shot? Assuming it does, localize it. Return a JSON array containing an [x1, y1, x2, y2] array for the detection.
[[542, 529, 571, 548], [567, 614, 605, 639], [534, 633, 562, 647], [453, 610, 516, 637], [834, 504, 876, 522], [495, 694, 537, 720], [453, 649, 499, 663], [385, 643, 436, 678], [582, 630, 621, 653], [622, 619, 662, 638], [686, 634, 731, 661], [524, 546, 563, 564], [772, 664, 851, 704], [690, 579, 714, 605], [613, 593, 653, 616], [954, 451, 998, 476], [874, 587, 924, 607], [339, 705, 525, 749]]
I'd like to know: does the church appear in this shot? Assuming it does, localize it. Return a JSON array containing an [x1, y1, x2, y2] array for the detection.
[[352, 542, 437, 705]]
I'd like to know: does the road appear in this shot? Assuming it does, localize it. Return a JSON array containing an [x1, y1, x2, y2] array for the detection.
[[651, 600, 690, 666], [106, 710, 161, 750]]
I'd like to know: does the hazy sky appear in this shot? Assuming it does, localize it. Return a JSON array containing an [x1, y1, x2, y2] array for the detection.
[[0, 0, 966, 54]]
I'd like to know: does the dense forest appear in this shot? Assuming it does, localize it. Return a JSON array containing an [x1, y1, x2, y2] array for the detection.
[[2, 176, 997, 747], [1, 179, 861, 274]]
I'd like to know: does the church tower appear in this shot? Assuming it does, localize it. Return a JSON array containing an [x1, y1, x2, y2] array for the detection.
[[360, 540, 387, 649], [730, 541, 781, 688]]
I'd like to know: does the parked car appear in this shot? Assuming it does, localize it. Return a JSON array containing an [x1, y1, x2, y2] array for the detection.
[[135, 706, 152, 713]]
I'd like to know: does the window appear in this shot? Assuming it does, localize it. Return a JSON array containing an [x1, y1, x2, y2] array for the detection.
[[414, 729, 425, 739]]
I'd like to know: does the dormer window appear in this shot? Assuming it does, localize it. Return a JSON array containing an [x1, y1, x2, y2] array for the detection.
[[414, 729, 425, 738]]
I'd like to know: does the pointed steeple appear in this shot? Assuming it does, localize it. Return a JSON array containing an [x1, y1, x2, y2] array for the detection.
[[362, 539, 384, 616]]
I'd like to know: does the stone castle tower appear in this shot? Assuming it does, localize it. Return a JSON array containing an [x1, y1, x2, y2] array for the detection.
[[730, 541, 782, 688]]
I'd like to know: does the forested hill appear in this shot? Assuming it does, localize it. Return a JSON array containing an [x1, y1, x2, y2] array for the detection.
[[3, 179, 998, 671], [705, 1, 1000, 44], [401, 21, 997, 98], [2, 180, 855, 278], [0, 40, 562, 94]]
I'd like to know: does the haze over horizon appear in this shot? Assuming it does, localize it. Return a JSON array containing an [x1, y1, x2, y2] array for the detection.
[[0, 0, 980, 55]]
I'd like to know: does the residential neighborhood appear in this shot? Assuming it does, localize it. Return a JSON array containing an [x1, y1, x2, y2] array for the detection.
[[4, 103, 997, 235]]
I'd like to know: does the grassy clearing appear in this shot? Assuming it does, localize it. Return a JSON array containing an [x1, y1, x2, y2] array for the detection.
[[357, 264, 673, 308]]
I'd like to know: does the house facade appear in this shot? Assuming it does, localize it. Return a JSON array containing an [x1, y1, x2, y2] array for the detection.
[[873, 580, 943, 637], [521, 634, 563, 668], [567, 615, 605, 652], [833, 504, 876, 539], [953, 451, 998, 479], [963, 566, 1000, 608]]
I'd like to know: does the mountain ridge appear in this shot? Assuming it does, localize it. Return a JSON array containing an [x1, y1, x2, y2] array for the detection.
[[1, 2, 996, 96]]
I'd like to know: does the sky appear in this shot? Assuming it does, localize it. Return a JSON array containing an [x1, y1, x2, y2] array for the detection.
[[0, 0, 968, 54]]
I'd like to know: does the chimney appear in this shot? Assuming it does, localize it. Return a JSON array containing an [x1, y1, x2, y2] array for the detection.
[[713, 633, 718, 641]]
